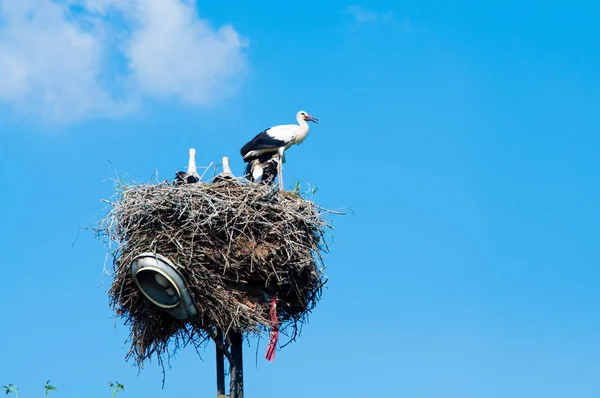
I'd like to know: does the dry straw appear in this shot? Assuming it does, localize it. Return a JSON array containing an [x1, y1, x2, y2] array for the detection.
[[97, 177, 338, 366]]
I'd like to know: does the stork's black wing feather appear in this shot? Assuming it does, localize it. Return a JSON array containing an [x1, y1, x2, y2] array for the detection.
[[174, 171, 200, 185], [244, 153, 279, 184], [240, 129, 287, 159], [244, 162, 254, 180], [244, 153, 272, 180], [212, 173, 234, 184], [260, 160, 278, 185]]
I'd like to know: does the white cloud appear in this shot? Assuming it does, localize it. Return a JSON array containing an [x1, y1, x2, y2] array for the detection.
[[0, 0, 123, 122], [124, 0, 246, 104], [0, 0, 247, 124], [345, 5, 405, 27], [346, 5, 380, 24]]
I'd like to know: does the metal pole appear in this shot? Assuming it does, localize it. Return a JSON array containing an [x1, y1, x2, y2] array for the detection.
[[216, 329, 225, 397], [228, 331, 244, 398]]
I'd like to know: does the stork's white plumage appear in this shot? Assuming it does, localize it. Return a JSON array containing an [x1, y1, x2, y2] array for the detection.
[[240, 110, 318, 189], [221, 156, 233, 176], [212, 156, 235, 183], [174, 148, 200, 185]]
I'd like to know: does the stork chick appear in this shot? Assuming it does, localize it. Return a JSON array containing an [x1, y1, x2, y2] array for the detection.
[[174, 148, 200, 185], [212, 156, 235, 183], [244, 152, 280, 186]]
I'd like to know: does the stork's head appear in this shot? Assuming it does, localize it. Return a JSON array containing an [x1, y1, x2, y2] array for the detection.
[[298, 110, 319, 124]]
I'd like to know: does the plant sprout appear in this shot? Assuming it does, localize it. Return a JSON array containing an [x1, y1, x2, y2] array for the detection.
[[2, 384, 18, 398], [44, 381, 57, 398], [109, 382, 124, 398]]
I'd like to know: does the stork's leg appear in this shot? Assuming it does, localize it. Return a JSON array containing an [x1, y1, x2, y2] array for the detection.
[[277, 159, 284, 190], [277, 148, 285, 190]]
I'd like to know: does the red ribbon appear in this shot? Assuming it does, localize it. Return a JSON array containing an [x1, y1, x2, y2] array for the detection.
[[265, 296, 278, 362]]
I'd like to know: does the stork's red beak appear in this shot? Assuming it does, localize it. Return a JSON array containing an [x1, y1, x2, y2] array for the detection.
[[305, 115, 319, 123]]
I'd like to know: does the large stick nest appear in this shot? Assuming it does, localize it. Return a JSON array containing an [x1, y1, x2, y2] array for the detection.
[[97, 179, 333, 365]]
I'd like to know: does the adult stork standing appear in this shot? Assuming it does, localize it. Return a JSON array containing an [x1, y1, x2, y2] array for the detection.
[[174, 148, 200, 185], [240, 110, 319, 189]]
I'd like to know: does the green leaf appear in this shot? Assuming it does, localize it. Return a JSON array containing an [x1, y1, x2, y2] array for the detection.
[[2, 384, 17, 397], [110, 381, 125, 398]]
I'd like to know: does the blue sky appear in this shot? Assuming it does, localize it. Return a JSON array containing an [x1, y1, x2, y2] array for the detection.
[[1, 0, 599, 397]]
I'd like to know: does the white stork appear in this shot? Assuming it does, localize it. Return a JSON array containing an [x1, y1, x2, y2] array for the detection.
[[174, 148, 200, 185], [240, 110, 319, 189], [244, 152, 280, 186], [212, 156, 235, 183]]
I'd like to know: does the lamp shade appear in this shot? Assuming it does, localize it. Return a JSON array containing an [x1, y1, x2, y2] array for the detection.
[[131, 253, 198, 320]]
